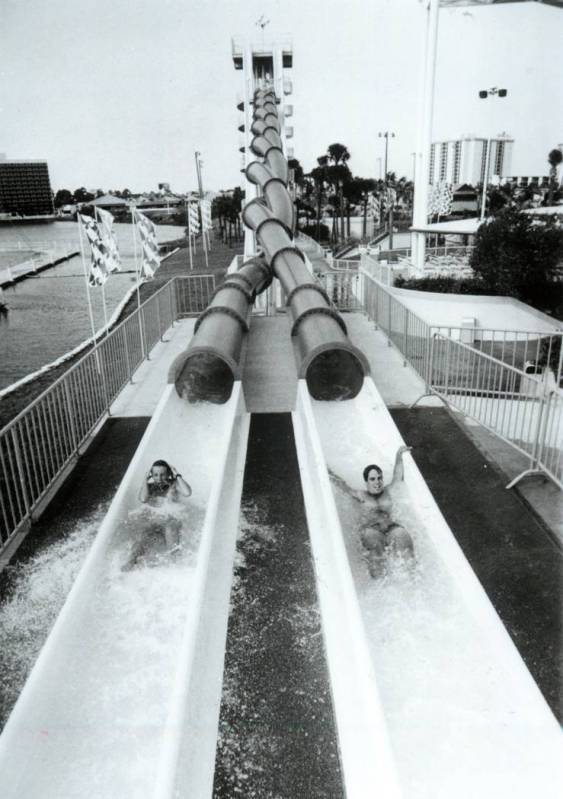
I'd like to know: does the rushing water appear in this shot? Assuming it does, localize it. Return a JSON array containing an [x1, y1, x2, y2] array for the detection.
[[0, 222, 185, 390]]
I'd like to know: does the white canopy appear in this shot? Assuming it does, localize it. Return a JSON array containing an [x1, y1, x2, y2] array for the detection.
[[410, 217, 483, 235]]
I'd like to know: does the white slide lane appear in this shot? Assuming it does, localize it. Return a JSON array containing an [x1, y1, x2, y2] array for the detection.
[[0, 384, 249, 799], [295, 378, 562, 799]]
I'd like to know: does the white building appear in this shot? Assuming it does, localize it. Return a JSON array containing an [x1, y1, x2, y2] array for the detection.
[[429, 135, 514, 186]]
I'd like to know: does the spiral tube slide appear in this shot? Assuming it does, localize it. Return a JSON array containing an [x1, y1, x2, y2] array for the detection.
[[243, 87, 369, 401], [169, 256, 272, 403]]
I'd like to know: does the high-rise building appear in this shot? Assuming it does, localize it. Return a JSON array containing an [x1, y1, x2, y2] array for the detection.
[[429, 135, 514, 186], [0, 157, 55, 217]]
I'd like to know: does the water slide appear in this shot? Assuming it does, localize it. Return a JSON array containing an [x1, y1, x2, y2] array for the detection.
[[292, 377, 563, 797], [170, 86, 369, 403], [0, 385, 251, 798], [1, 80, 562, 798]]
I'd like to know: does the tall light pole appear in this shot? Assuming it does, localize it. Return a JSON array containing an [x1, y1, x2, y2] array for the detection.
[[478, 88, 508, 220], [378, 131, 395, 183], [412, 0, 440, 272]]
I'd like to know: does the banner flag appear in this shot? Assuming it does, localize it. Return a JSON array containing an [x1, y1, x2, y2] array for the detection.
[[96, 207, 121, 273], [133, 209, 160, 279], [368, 194, 380, 218], [188, 202, 200, 235], [200, 199, 212, 232], [428, 182, 454, 216], [79, 214, 110, 287]]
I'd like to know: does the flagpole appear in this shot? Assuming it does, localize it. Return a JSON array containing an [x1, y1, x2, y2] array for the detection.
[[200, 201, 209, 269], [95, 207, 110, 337], [131, 207, 147, 360], [77, 213, 98, 348], [185, 201, 194, 270]]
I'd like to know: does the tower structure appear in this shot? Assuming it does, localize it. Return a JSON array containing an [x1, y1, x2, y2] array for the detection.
[[231, 34, 293, 256]]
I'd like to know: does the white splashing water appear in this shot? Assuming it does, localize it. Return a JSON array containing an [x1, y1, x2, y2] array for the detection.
[[0, 498, 205, 799], [0, 513, 101, 728]]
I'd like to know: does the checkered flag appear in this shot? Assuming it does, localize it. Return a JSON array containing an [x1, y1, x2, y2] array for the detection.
[[95, 207, 121, 273], [80, 214, 110, 287], [188, 203, 200, 235], [428, 182, 453, 217], [133, 209, 160, 278], [368, 194, 380, 219], [200, 199, 212, 232]]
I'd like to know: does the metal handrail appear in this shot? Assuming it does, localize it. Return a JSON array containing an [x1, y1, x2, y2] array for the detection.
[[356, 268, 562, 488], [428, 333, 562, 489], [0, 274, 216, 553]]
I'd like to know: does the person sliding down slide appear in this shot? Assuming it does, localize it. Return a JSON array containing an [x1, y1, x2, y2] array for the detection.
[[121, 460, 192, 571], [330, 446, 414, 578]]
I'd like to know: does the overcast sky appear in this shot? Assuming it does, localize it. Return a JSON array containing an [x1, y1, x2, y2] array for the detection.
[[1, 0, 561, 193]]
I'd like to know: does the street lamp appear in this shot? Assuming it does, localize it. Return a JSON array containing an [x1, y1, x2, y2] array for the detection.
[[478, 88, 508, 220], [378, 132, 395, 183]]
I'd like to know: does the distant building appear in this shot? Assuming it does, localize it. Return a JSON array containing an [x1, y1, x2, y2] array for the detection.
[[429, 135, 514, 186], [0, 158, 54, 217], [90, 193, 130, 212]]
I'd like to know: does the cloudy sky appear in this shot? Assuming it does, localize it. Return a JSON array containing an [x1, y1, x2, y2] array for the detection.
[[1, 0, 561, 193]]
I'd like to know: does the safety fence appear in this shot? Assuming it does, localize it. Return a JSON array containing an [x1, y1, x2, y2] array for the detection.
[[429, 334, 562, 488], [320, 267, 562, 487], [0, 274, 215, 556]]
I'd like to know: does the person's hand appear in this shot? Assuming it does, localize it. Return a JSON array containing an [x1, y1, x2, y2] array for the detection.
[[397, 446, 412, 455]]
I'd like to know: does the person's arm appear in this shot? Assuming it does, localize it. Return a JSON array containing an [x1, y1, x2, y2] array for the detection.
[[328, 469, 361, 502], [138, 471, 152, 503], [390, 445, 412, 486], [171, 467, 192, 498]]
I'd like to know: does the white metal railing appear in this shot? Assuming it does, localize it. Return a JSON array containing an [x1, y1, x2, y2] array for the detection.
[[428, 334, 562, 488], [319, 267, 562, 487], [331, 258, 360, 272], [0, 274, 216, 555]]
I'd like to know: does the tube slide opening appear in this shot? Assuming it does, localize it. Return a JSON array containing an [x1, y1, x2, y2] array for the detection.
[[173, 350, 236, 404], [305, 348, 366, 401]]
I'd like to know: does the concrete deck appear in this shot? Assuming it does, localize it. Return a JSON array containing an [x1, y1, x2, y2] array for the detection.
[[110, 319, 195, 417], [241, 314, 298, 412]]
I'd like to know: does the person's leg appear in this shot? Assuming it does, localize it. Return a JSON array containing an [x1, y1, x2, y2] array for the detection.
[[164, 519, 182, 551], [360, 527, 386, 578], [389, 525, 414, 558]]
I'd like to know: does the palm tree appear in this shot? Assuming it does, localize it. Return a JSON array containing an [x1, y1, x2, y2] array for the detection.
[[547, 148, 562, 206], [327, 143, 351, 239]]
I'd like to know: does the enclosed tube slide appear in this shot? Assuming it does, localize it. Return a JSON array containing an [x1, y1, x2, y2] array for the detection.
[[0, 386, 250, 799], [243, 87, 369, 400], [169, 256, 272, 402]]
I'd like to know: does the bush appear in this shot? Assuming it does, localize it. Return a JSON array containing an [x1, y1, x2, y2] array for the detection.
[[300, 223, 331, 243], [469, 208, 563, 313], [394, 275, 490, 294]]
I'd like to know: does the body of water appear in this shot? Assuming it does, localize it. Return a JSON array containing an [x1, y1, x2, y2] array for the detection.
[[0, 222, 185, 391]]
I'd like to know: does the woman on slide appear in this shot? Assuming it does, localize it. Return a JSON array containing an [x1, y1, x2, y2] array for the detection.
[[121, 460, 192, 571], [330, 445, 414, 578]]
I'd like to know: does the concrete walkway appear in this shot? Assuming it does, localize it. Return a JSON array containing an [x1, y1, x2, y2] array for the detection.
[[241, 315, 298, 412], [110, 319, 195, 417]]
